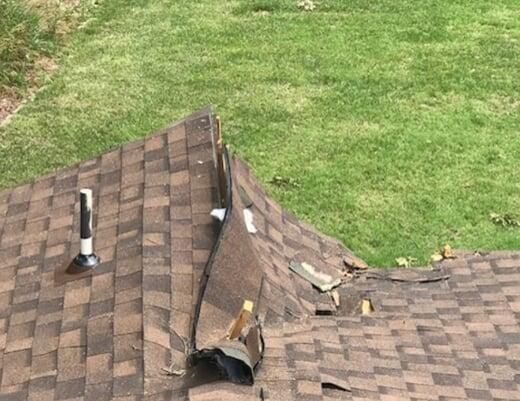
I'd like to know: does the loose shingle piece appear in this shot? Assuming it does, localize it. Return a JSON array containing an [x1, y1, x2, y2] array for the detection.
[[0, 108, 518, 401]]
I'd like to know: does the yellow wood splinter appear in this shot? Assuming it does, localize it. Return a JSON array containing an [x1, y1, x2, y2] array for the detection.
[[227, 300, 254, 339]]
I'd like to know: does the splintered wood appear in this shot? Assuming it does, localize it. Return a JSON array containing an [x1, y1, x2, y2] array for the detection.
[[227, 300, 254, 339], [215, 116, 227, 207], [361, 298, 374, 315], [330, 290, 340, 307]]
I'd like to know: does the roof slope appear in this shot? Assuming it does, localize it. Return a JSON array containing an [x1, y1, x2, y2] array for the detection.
[[0, 108, 221, 401]]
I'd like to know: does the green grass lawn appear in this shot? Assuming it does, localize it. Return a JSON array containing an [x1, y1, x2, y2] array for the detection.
[[0, 0, 55, 95], [0, 0, 89, 94], [1, 0, 519, 266]]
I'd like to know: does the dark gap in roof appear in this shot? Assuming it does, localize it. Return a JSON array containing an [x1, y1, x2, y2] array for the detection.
[[315, 309, 334, 316], [321, 382, 351, 392]]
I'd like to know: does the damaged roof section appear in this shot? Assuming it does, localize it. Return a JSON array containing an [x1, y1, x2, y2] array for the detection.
[[186, 121, 359, 388], [0, 107, 361, 400], [189, 251, 520, 401], [1, 107, 519, 401], [185, 145, 368, 390]]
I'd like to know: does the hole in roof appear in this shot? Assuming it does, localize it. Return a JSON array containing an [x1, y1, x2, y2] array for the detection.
[[321, 382, 351, 392]]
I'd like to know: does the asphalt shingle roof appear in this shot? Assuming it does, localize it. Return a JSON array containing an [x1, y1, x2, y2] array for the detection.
[[0, 108, 519, 401], [0, 108, 219, 400]]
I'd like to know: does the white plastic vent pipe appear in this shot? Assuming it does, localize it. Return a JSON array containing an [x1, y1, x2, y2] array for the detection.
[[80, 189, 94, 255], [70, 188, 100, 271]]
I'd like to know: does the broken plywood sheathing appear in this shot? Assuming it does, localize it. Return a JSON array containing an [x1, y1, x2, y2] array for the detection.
[[343, 253, 368, 270], [215, 116, 228, 207], [289, 260, 341, 292], [227, 300, 254, 340], [360, 298, 374, 315], [330, 289, 340, 306]]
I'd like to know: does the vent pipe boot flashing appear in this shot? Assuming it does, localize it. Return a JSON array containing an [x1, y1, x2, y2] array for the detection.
[[69, 189, 100, 273]]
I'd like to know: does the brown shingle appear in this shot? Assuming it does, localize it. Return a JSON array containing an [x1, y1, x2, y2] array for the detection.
[[30, 351, 57, 379], [57, 347, 86, 382], [2, 349, 31, 386], [86, 353, 112, 384]]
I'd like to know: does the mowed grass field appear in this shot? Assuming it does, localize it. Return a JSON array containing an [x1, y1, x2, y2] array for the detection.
[[1, 0, 519, 266]]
